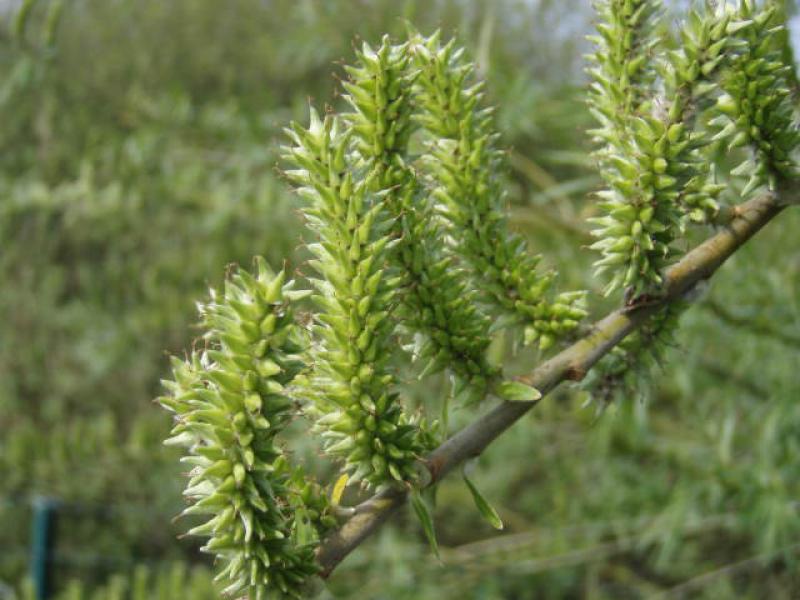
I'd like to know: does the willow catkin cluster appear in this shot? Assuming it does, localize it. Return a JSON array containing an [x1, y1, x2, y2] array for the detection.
[[588, 0, 796, 297], [283, 109, 427, 488], [585, 1, 724, 394], [343, 36, 500, 403], [587, 1, 742, 294], [714, 0, 800, 197], [586, 2, 732, 390], [158, 7, 800, 589], [159, 260, 328, 599], [410, 32, 587, 350], [586, 4, 748, 392], [585, 0, 800, 401]]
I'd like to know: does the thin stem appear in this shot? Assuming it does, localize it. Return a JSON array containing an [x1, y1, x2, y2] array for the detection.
[[652, 542, 800, 598], [445, 512, 737, 563]]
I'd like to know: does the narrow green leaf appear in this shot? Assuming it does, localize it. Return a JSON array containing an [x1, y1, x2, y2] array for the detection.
[[410, 489, 440, 559], [496, 380, 542, 402], [463, 473, 504, 530], [331, 474, 349, 506]]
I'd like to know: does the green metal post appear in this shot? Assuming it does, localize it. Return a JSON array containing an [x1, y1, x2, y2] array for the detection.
[[30, 497, 58, 600]]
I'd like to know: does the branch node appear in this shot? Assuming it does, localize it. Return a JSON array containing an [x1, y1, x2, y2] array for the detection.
[[422, 457, 442, 484], [565, 365, 587, 382]]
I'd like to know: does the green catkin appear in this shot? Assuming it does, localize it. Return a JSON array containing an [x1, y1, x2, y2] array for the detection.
[[283, 108, 426, 488], [713, 0, 800, 198], [658, 3, 741, 223], [342, 36, 500, 402], [590, 0, 660, 133], [159, 260, 323, 599], [588, 0, 683, 296], [587, 0, 660, 195], [410, 32, 587, 350], [587, 1, 748, 296]]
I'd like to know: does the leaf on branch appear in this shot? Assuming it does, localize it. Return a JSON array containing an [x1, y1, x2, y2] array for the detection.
[[496, 380, 542, 402], [331, 474, 349, 506], [410, 489, 440, 560], [463, 472, 504, 530]]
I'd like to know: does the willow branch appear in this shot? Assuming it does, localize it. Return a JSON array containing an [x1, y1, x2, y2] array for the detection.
[[316, 190, 788, 577]]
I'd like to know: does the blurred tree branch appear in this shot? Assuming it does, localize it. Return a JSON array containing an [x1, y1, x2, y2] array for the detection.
[[653, 541, 800, 599], [696, 357, 769, 398], [703, 298, 800, 350]]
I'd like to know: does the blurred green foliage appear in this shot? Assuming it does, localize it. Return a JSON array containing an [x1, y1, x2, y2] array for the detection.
[[15, 563, 218, 600], [0, 0, 798, 598]]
